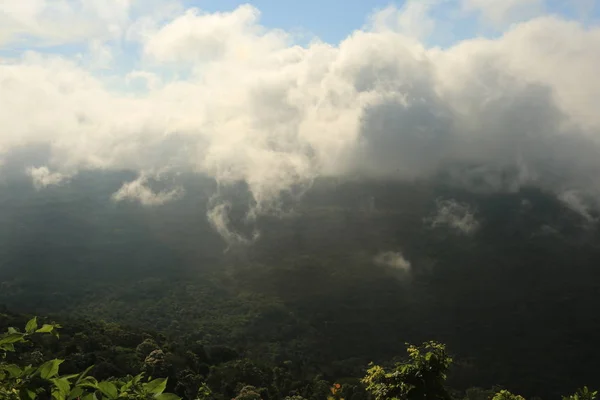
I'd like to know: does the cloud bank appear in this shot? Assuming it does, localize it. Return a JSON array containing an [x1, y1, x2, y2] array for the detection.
[[1, 1, 600, 240]]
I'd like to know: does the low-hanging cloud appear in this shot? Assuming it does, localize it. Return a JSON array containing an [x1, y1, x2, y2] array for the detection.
[[112, 175, 185, 206], [426, 199, 480, 234], [26, 166, 71, 190], [1, 1, 600, 242]]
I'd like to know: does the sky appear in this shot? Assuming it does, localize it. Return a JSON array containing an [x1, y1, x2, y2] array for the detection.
[[187, 0, 599, 43], [1, 0, 600, 240]]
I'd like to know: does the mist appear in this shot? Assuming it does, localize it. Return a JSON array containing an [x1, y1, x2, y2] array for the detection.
[[1, 0, 600, 241]]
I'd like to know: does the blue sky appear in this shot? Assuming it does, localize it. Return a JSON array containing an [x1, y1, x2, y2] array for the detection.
[[0, 0, 597, 58], [180, 0, 598, 45], [183, 0, 383, 44]]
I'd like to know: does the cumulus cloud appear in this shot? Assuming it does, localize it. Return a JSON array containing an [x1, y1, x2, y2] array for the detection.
[[143, 5, 288, 65], [1, 1, 600, 242], [111, 175, 184, 206], [374, 251, 412, 272], [369, 0, 440, 40], [426, 199, 480, 234], [26, 166, 71, 189], [0, 0, 134, 46]]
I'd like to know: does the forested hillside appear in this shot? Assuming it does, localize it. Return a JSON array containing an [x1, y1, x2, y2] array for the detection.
[[1, 312, 596, 399], [1, 172, 599, 398]]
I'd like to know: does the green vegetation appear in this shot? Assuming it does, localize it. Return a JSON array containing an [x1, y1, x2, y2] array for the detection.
[[362, 342, 452, 400], [0, 317, 180, 399], [1, 175, 600, 398], [1, 315, 596, 400]]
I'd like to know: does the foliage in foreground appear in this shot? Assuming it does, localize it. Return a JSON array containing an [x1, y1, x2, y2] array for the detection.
[[1, 317, 597, 400], [0, 317, 181, 399]]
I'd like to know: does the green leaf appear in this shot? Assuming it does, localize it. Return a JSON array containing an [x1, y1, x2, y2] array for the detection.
[[51, 377, 72, 396], [81, 393, 98, 400], [75, 365, 95, 385], [97, 381, 118, 399], [78, 376, 99, 389], [25, 317, 38, 334], [7, 327, 18, 334], [120, 379, 133, 393], [38, 359, 64, 379], [156, 394, 181, 400], [2, 363, 22, 378], [19, 387, 37, 400], [133, 373, 144, 384], [144, 378, 167, 395], [36, 324, 55, 333], [1, 342, 15, 352], [0, 332, 26, 345], [67, 386, 84, 400]]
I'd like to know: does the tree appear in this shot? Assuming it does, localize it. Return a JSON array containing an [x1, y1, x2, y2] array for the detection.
[[234, 385, 263, 400], [361, 341, 452, 400], [563, 387, 598, 400], [492, 390, 526, 400], [0, 317, 182, 399]]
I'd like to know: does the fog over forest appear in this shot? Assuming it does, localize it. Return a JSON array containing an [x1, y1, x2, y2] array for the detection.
[[1, 1, 600, 399]]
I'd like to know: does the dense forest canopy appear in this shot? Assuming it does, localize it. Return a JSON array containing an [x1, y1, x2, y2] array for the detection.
[[2, 1, 600, 397], [1, 170, 599, 399], [0, 314, 596, 399]]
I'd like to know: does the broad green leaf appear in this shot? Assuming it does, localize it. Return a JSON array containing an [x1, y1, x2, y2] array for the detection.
[[81, 393, 98, 400], [156, 394, 181, 400], [38, 359, 64, 379], [1, 342, 15, 352], [144, 378, 167, 395], [7, 327, 18, 334], [36, 324, 55, 333], [25, 317, 38, 334], [51, 391, 66, 400], [0, 332, 26, 345], [51, 377, 72, 396], [2, 363, 22, 378], [97, 381, 118, 399], [67, 386, 84, 400]]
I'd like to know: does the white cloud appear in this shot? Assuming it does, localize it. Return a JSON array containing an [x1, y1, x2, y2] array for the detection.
[[374, 251, 412, 272], [84, 40, 114, 69], [426, 199, 480, 234], [1, 3, 600, 241], [0, 0, 134, 46], [111, 175, 184, 206], [369, 0, 440, 40], [206, 199, 260, 249], [26, 166, 70, 189], [143, 5, 288, 65]]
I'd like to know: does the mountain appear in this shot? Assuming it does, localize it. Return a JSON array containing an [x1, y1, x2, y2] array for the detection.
[[1, 170, 599, 398]]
